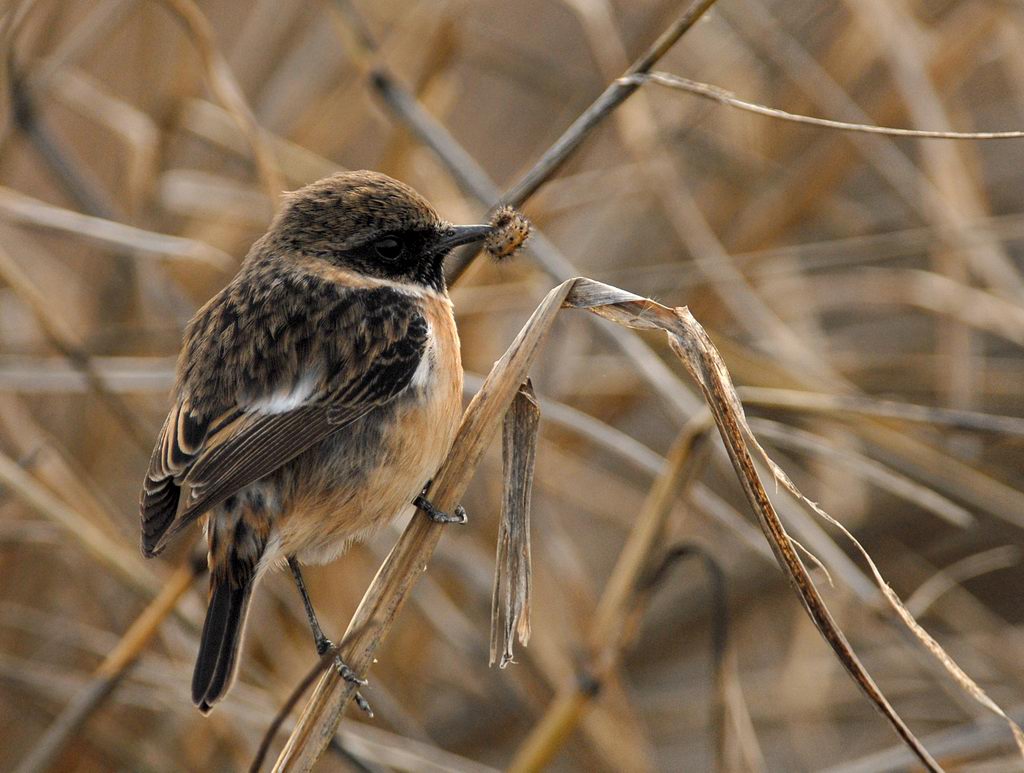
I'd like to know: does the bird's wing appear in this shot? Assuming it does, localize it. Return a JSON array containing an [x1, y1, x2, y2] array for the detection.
[[140, 283, 429, 557]]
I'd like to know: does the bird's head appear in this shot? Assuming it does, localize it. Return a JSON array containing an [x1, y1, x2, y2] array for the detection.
[[265, 171, 492, 293]]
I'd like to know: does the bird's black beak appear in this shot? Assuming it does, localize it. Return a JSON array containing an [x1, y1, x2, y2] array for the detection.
[[433, 224, 492, 256]]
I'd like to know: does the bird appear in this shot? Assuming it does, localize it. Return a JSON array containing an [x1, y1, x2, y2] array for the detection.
[[139, 171, 497, 714]]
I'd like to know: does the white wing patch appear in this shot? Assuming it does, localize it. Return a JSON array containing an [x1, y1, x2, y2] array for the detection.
[[250, 371, 319, 414]]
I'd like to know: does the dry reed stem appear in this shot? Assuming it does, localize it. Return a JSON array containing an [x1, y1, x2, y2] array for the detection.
[[726, 2, 1006, 272], [588, 421, 713, 656], [6, 25, 135, 223], [23, 1, 131, 91], [334, 722, 502, 773], [658, 307, 942, 770], [508, 417, 713, 772], [32, 63, 159, 205], [749, 418, 974, 528], [707, 367, 1024, 756], [720, 643, 767, 772], [180, 99, 342, 183], [906, 547, 1022, 618], [714, 335, 1024, 533], [853, 0, 1000, 406], [5, 3, 1022, 768], [749, 431, 1024, 757], [351, 0, 723, 286], [572, 283, 943, 767], [807, 268, 1024, 345], [0, 397, 123, 537]]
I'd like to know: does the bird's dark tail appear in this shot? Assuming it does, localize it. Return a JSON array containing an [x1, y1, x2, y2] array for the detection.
[[192, 578, 253, 713]]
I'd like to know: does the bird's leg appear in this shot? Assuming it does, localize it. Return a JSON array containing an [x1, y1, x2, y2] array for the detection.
[[414, 483, 468, 524], [287, 557, 372, 716], [288, 557, 330, 654]]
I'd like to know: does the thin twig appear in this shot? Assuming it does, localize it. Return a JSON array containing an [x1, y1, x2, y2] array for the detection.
[[564, 0, 838, 379], [343, 0, 720, 287], [632, 71, 1024, 139]]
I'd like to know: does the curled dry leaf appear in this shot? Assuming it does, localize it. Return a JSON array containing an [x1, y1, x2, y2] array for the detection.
[[490, 380, 539, 668]]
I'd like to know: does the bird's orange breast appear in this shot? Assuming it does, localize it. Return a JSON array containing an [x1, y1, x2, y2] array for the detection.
[[392, 291, 463, 480]]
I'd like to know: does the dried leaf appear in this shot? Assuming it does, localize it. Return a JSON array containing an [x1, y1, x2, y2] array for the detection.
[[490, 380, 539, 668]]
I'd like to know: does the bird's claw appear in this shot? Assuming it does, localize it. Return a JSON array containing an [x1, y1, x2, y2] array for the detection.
[[336, 661, 368, 687], [414, 494, 468, 524], [317, 636, 372, 716], [352, 691, 374, 717]]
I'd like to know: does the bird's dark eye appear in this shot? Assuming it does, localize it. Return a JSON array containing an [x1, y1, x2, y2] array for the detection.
[[374, 237, 404, 261]]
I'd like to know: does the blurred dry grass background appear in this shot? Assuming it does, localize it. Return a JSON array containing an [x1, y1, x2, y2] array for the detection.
[[3, 0, 1024, 770]]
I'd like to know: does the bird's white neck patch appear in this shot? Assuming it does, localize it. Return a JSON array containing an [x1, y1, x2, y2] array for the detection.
[[364, 273, 448, 302]]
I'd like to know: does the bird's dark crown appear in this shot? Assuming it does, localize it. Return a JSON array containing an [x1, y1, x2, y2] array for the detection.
[[260, 171, 462, 293]]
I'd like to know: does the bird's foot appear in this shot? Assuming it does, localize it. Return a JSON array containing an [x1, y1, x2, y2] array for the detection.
[[414, 494, 468, 524], [316, 636, 373, 717]]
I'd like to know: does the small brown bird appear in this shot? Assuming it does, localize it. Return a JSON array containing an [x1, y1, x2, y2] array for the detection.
[[140, 171, 497, 713]]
